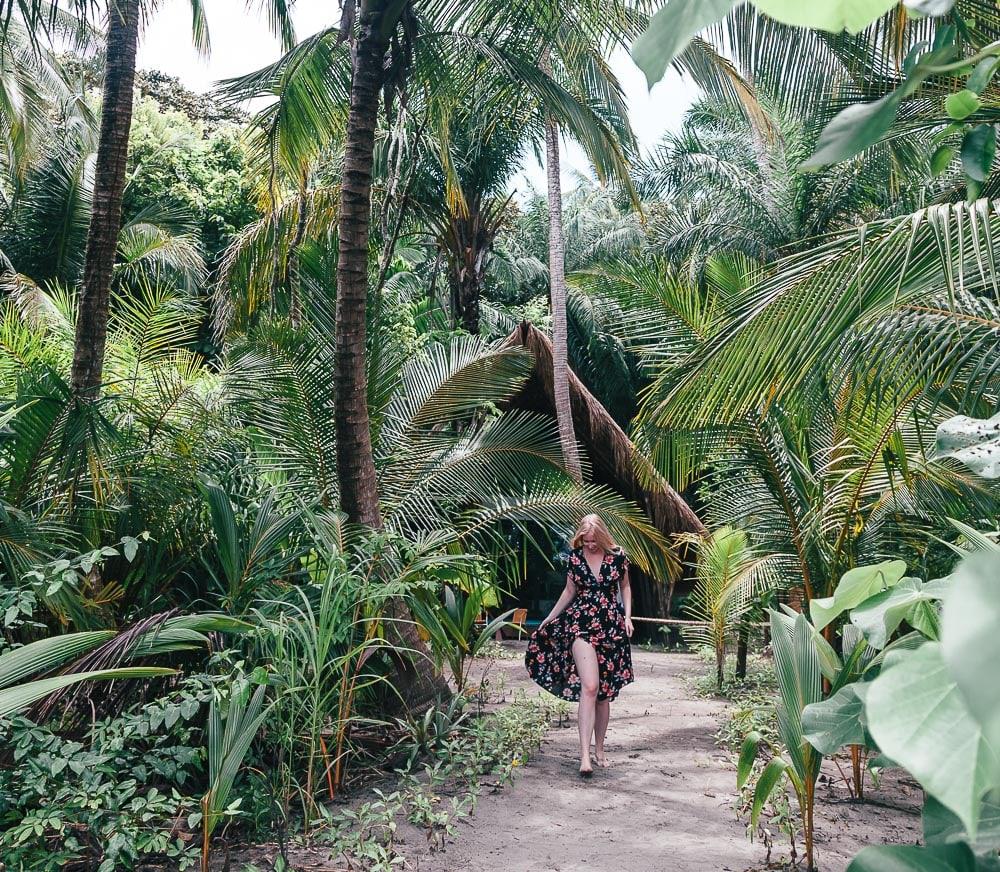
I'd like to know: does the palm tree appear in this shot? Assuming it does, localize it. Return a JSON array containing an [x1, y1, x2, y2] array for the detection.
[[0, 9, 87, 185], [224, 1, 642, 527], [679, 525, 777, 691], [405, 100, 530, 335], [2, 124, 206, 294], [544, 62, 582, 481], [69, 0, 142, 398], [333, 0, 407, 528], [538, 4, 648, 484], [2, 0, 288, 401]]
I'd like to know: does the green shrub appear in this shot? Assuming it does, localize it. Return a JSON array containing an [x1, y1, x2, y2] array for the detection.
[[0, 677, 215, 871]]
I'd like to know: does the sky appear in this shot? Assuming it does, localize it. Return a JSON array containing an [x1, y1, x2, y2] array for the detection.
[[138, 0, 700, 194]]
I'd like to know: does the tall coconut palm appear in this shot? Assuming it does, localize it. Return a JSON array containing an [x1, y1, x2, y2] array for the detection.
[[69, 0, 142, 398], [224, 1, 642, 528], [333, 0, 407, 527], [406, 100, 530, 335], [544, 60, 582, 481], [1, 0, 289, 401]]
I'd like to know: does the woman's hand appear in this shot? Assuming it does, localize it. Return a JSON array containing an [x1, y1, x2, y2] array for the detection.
[[539, 615, 554, 630], [624, 617, 634, 638]]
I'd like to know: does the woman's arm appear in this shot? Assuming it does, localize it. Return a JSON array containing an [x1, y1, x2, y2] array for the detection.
[[539, 577, 577, 628], [620, 564, 634, 637]]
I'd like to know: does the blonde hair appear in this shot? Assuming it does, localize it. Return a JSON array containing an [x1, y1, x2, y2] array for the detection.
[[571, 514, 617, 552]]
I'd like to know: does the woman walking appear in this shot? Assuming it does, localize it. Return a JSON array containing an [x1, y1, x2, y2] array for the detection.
[[525, 514, 634, 776]]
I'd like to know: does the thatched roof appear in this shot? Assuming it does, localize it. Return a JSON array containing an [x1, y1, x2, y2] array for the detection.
[[501, 320, 704, 534], [501, 322, 704, 616]]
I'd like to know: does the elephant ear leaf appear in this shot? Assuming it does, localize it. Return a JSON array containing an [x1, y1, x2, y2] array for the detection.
[[934, 413, 1000, 478], [923, 791, 1000, 854], [810, 560, 908, 630], [846, 842, 976, 872], [631, 0, 739, 88], [850, 578, 943, 649], [866, 641, 1000, 840], [942, 552, 1000, 755], [802, 683, 869, 756], [752, 0, 897, 33]]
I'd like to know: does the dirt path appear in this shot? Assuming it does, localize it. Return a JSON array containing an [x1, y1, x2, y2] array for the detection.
[[404, 646, 761, 872], [250, 645, 920, 871], [400, 645, 922, 872]]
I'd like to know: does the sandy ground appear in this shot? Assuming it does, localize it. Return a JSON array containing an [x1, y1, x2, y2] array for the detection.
[[246, 645, 921, 872], [400, 644, 922, 872]]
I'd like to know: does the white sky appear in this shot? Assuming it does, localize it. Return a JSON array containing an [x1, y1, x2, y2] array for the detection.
[[138, 0, 700, 192]]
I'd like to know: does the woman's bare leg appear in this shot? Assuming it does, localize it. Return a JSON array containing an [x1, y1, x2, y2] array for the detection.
[[594, 700, 610, 766], [572, 637, 599, 773]]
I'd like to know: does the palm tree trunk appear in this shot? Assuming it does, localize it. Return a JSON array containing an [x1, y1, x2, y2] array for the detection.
[[545, 111, 583, 483], [288, 176, 309, 329], [335, 4, 389, 528], [70, 0, 141, 398], [735, 621, 749, 679], [337, 3, 449, 713]]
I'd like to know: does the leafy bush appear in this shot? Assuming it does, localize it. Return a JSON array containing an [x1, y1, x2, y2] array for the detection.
[[0, 676, 216, 871], [320, 693, 558, 870]]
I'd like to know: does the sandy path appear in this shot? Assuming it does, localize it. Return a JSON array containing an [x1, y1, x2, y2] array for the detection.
[[404, 645, 760, 872], [246, 644, 920, 871]]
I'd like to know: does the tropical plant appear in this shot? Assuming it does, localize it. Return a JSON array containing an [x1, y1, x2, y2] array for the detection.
[[408, 578, 513, 692], [737, 609, 824, 871], [0, 677, 213, 870], [790, 544, 1000, 872], [252, 547, 393, 822], [679, 525, 778, 691], [0, 608, 245, 720], [0, 630, 172, 718], [200, 679, 269, 871]]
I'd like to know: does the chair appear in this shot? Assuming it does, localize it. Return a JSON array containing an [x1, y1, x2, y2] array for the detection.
[[512, 607, 528, 639]]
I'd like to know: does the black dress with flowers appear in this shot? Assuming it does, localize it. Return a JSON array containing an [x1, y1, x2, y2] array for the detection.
[[525, 547, 634, 702]]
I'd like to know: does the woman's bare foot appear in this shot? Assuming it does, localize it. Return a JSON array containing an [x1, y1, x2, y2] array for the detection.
[[579, 755, 594, 777], [594, 752, 610, 768]]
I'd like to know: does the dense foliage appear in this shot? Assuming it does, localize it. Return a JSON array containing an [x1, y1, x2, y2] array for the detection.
[[1, 0, 1000, 869]]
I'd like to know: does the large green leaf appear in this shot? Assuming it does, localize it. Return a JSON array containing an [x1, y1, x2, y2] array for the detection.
[[924, 792, 1000, 853], [942, 553, 1000, 751], [769, 610, 823, 785], [866, 642, 1000, 839], [0, 631, 115, 689], [851, 578, 943, 649], [631, 0, 738, 88], [961, 125, 997, 184], [935, 413, 1000, 479], [0, 667, 174, 718], [802, 682, 868, 755], [751, 0, 897, 33], [846, 843, 977, 872], [810, 560, 908, 631], [802, 38, 956, 168], [751, 756, 792, 828], [801, 90, 903, 170], [737, 730, 763, 790]]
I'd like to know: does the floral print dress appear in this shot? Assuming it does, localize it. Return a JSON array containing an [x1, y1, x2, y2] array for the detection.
[[524, 547, 634, 702]]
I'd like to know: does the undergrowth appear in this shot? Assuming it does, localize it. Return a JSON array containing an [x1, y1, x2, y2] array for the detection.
[[690, 646, 798, 867], [689, 647, 780, 751], [311, 691, 562, 871]]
